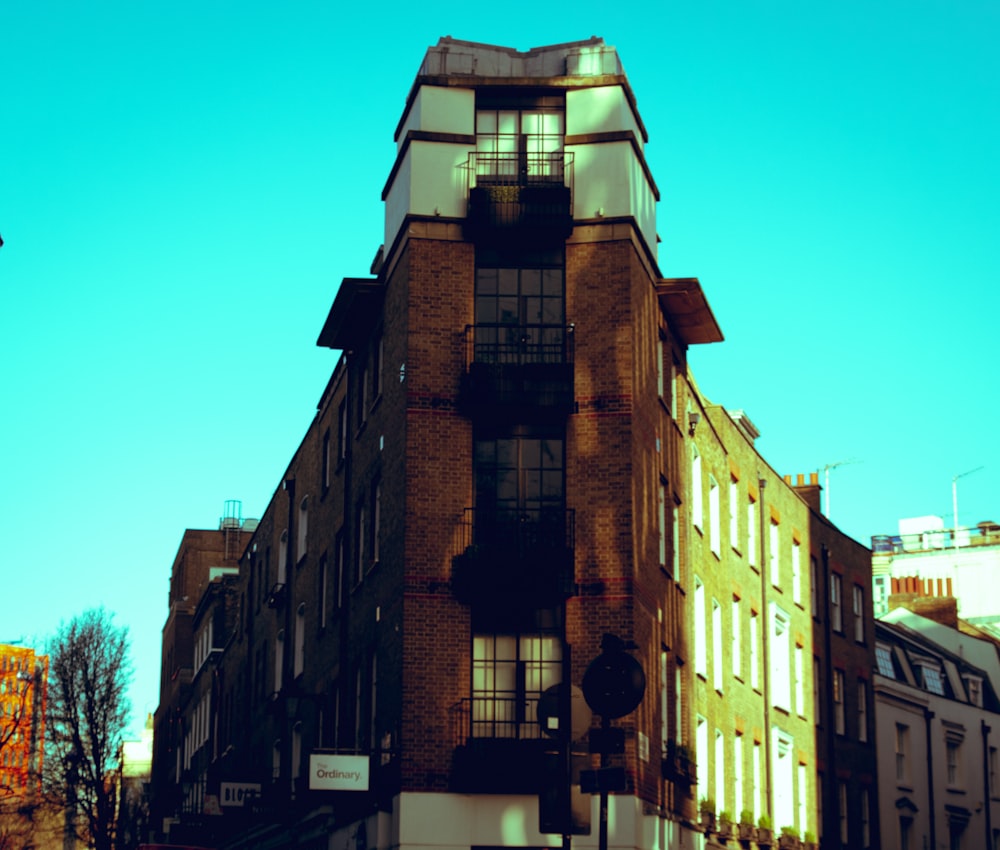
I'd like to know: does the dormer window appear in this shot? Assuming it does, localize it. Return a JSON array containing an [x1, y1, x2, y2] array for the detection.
[[914, 660, 945, 695], [963, 674, 983, 707], [876, 643, 896, 679]]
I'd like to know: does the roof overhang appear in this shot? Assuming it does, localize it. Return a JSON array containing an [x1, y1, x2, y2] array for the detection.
[[316, 278, 383, 351], [655, 277, 724, 346]]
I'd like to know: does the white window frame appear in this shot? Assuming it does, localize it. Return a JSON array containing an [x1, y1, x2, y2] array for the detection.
[[695, 578, 707, 677], [732, 598, 742, 679], [692, 447, 703, 530], [709, 475, 721, 556], [712, 599, 723, 692]]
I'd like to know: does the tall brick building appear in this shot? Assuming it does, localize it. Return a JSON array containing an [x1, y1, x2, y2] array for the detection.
[[149, 37, 877, 850]]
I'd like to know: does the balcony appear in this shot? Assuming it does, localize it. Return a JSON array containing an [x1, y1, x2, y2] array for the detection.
[[661, 739, 697, 787], [465, 152, 573, 243], [449, 696, 549, 793], [459, 323, 574, 419], [451, 508, 575, 606]]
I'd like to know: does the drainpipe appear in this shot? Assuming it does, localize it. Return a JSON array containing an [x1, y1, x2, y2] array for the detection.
[[925, 708, 936, 850], [983, 721, 993, 850], [758, 477, 772, 822], [820, 544, 837, 844]]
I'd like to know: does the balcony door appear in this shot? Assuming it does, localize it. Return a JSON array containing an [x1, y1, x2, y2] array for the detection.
[[476, 103, 564, 185], [474, 247, 565, 365]]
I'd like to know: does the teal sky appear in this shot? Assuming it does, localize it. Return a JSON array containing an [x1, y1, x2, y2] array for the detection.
[[3, 1, 998, 735]]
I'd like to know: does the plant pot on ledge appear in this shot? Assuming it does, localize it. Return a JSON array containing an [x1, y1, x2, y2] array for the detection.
[[756, 827, 774, 846]]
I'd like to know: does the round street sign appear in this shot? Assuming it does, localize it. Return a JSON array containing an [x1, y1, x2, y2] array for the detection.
[[537, 683, 593, 741], [581, 649, 646, 719]]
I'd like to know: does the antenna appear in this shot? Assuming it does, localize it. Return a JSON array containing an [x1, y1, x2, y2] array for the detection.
[[952, 466, 984, 550], [821, 459, 860, 520]]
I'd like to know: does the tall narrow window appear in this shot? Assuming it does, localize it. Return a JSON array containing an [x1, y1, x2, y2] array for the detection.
[[895, 723, 909, 782], [798, 762, 808, 836], [291, 722, 303, 790], [769, 519, 780, 587], [656, 337, 665, 398], [658, 481, 667, 570], [729, 478, 739, 550], [355, 503, 367, 584], [732, 598, 742, 679], [947, 740, 961, 786], [335, 530, 345, 609], [795, 646, 805, 716], [861, 789, 871, 848], [278, 529, 288, 586], [709, 475, 720, 555], [669, 361, 677, 416], [772, 730, 794, 830], [833, 670, 845, 734], [750, 610, 760, 690], [810, 555, 819, 616], [373, 334, 383, 400], [371, 480, 382, 565], [696, 716, 708, 802], [319, 553, 329, 630], [322, 429, 331, 494], [274, 630, 284, 696], [734, 733, 744, 817], [691, 447, 703, 530], [294, 604, 305, 678], [712, 599, 723, 692], [858, 679, 868, 742], [830, 574, 843, 632], [753, 740, 762, 822], [715, 729, 725, 814], [813, 656, 821, 725], [297, 497, 308, 562], [338, 400, 348, 462], [770, 604, 791, 710], [791, 539, 801, 603], [838, 781, 848, 844], [747, 497, 757, 567], [659, 651, 668, 756], [694, 578, 707, 677], [672, 504, 680, 578], [853, 585, 865, 642]]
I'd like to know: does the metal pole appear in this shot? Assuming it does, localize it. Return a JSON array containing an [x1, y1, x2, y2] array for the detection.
[[952, 466, 984, 549], [598, 714, 609, 850]]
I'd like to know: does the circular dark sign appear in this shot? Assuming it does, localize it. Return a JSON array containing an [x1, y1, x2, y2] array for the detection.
[[581, 650, 646, 719]]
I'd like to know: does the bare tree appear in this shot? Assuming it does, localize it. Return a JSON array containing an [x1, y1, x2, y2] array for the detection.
[[47, 609, 132, 850]]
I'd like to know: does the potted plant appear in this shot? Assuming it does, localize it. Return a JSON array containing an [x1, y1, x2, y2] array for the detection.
[[802, 830, 818, 850], [699, 797, 717, 834], [718, 810, 735, 839], [738, 809, 756, 841], [756, 814, 774, 846], [778, 825, 800, 849]]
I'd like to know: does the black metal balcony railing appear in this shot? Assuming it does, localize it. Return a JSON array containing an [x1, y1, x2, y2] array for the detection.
[[467, 323, 574, 367], [451, 507, 576, 605], [468, 151, 572, 188], [465, 152, 573, 241], [449, 696, 545, 744]]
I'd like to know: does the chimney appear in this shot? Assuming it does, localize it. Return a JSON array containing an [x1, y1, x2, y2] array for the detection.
[[789, 471, 823, 514]]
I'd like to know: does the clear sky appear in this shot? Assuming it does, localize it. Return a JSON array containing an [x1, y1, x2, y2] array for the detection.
[[2, 1, 998, 736]]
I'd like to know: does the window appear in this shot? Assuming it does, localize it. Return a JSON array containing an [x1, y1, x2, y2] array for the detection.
[[272, 739, 281, 781], [322, 429, 331, 494], [370, 653, 378, 751], [861, 788, 871, 848], [895, 723, 909, 782], [920, 663, 945, 695], [709, 475, 720, 556], [294, 604, 305, 678], [474, 433, 565, 528], [810, 555, 818, 616], [692, 447, 703, 530], [838, 781, 848, 844], [876, 643, 895, 678], [297, 496, 308, 562], [770, 604, 791, 710], [732, 598, 742, 679], [475, 101, 564, 184], [696, 716, 708, 800], [830, 574, 842, 632], [946, 734, 964, 787], [335, 530, 345, 609], [657, 337, 665, 398], [355, 502, 367, 584], [659, 651, 667, 756], [337, 399, 348, 462], [319, 553, 329, 630], [965, 675, 983, 707], [792, 540, 801, 604], [853, 585, 865, 642], [747, 497, 757, 567], [472, 633, 561, 738], [715, 729, 725, 813], [712, 599, 723, 692], [990, 746, 998, 797], [672, 504, 680, 578], [858, 679, 868, 742], [278, 529, 288, 586], [900, 816, 913, 850], [833, 670, 845, 734], [772, 729, 794, 831], [373, 333, 383, 401], [669, 360, 677, 416], [359, 361, 369, 427], [729, 478, 739, 550], [794, 646, 804, 716], [798, 763, 808, 837], [750, 610, 760, 690], [753, 740, 762, 822], [695, 578, 707, 677], [274, 630, 285, 695], [658, 481, 667, 570], [769, 519, 780, 587], [734, 733, 744, 816], [813, 656, 821, 725], [371, 479, 382, 565], [473, 246, 566, 366]]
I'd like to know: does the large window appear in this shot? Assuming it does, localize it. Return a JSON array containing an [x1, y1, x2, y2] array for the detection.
[[472, 633, 561, 738], [474, 432, 564, 527], [474, 247, 565, 365], [475, 100, 564, 184]]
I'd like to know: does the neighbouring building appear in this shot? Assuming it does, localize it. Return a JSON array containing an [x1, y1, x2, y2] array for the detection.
[[149, 36, 877, 850], [0, 644, 47, 799], [871, 514, 1000, 625], [874, 606, 1000, 850]]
